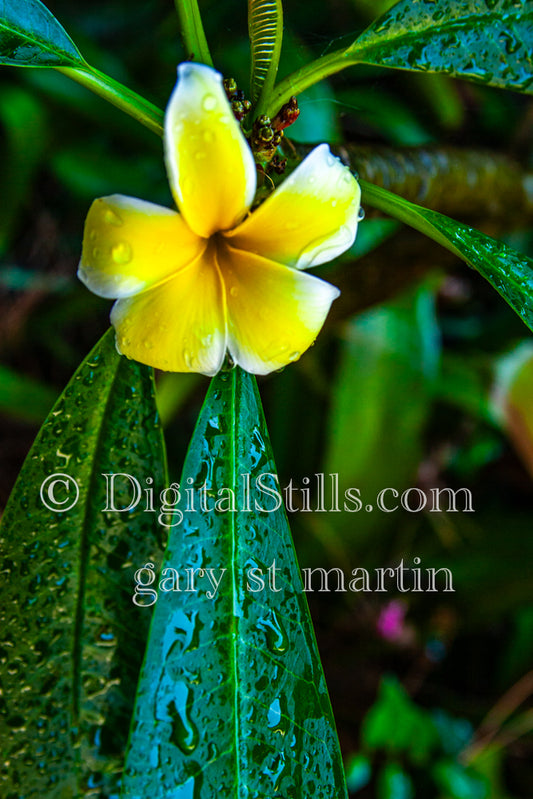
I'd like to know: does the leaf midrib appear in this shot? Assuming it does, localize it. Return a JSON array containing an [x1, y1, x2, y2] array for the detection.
[[229, 368, 242, 793]]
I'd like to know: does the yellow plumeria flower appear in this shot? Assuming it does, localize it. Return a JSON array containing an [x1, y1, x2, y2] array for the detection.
[[78, 63, 361, 375]]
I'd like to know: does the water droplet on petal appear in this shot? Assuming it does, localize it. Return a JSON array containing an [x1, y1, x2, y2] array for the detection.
[[230, 286, 239, 297], [92, 247, 101, 259], [104, 208, 123, 226], [288, 351, 300, 362], [202, 94, 217, 111], [358, 207, 366, 221], [111, 241, 132, 265]]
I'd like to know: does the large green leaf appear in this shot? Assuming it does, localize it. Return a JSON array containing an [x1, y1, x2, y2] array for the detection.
[[122, 367, 347, 798], [360, 179, 533, 335], [0, 329, 167, 797], [0, 0, 164, 135], [266, 0, 533, 116], [0, 0, 84, 67]]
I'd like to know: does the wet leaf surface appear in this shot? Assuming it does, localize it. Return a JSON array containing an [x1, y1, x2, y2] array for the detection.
[[122, 367, 347, 799], [0, 329, 166, 797]]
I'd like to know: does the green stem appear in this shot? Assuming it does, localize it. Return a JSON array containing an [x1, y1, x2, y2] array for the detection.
[[360, 179, 460, 256], [263, 47, 348, 117], [174, 0, 213, 66], [56, 65, 164, 137]]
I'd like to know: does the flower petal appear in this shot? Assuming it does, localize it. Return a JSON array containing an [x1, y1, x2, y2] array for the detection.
[[110, 245, 227, 375], [225, 144, 361, 269], [79, 195, 205, 299], [165, 63, 257, 238], [218, 243, 340, 375]]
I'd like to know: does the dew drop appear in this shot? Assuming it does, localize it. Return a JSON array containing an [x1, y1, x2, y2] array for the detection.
[[104, 208, 123, 227], [288, 351, 300, 362], [202, 94, 217, 111], [230, 286, 239, 297], [358, 207, 366, 221], [168, 683, 199, 754], [92, 247, 101, 259], [257, 609, 289, 654], [183, 350, 194, 369], [89, 230, 97, 242], [111, 241, 132, 265]]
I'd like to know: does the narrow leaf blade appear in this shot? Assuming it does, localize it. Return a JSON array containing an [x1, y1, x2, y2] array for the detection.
[[0, 0, 84, 67], [361, 179, 533, 335], [0, 329, 166, 797], [249, 0, 283, 107], [122, 368, 347, 798]]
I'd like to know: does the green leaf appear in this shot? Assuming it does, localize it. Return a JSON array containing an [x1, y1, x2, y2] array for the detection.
[[0, 0, 164, 135], [0, 0, 84, 67], [0, 329, 167, 797], [0, 365, 57, 423], [266, 0, 533, 117], [324, 279, 440, 547], [249, 0, 283, 111], [174, 0, 213, 66], [360, 179, 533, 336], [122, 367, 348, 798]]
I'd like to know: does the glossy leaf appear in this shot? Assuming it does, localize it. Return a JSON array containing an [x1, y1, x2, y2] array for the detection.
[[249, 0, 283, 109], [0, 0, 84, 67], [266, 0, 533, 117], [0, 329, 167, 797], [122, 367, 348, 799], [361, 179, 533, 336]]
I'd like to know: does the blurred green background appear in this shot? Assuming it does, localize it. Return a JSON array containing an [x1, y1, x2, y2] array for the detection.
[[1, 0, 532, 796]]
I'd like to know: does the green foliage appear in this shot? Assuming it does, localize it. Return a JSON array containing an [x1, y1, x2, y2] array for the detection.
[[0, 330, 167, 797], [2, 0, 533, 797], [0, 0, 84, 68], [122, 368, 348, 799], [266, 0, 533, 115], [361, 180, 533, 338], [353, 678, 490, 798], [325, 279, 440, 545]]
